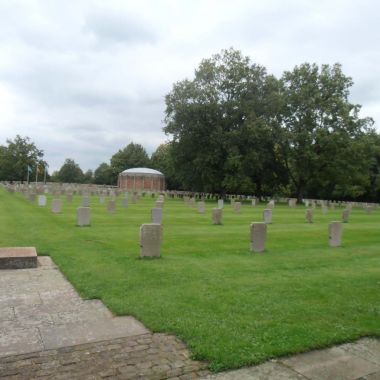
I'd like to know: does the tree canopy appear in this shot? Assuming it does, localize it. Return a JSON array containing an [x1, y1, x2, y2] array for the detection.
[[0, 135, 46, 182], [110, 143, 150, 184], [164, 48, 377, 200]]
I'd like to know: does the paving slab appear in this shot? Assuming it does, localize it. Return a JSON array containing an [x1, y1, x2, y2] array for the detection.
[[40, 316, 148, 350], [280, 346, 380, 380], [0, 327, 44, 357], [200, 361, 307, 379], [341, 338, 380, 366]]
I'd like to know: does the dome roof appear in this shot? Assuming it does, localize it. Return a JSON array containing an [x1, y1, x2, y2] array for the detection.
[[120, 167, 164, 176]]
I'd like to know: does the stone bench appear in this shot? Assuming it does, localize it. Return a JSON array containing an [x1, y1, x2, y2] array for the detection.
[[0, 247, 38, 269]]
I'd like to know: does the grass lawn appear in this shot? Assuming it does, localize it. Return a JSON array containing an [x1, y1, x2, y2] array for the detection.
[[0, 188, 379, 371]]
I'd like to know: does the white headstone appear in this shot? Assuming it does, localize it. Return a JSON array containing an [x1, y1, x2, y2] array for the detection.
[[140, 223, 162, 257], [38, 195, 47, 207], [250, 222, 267, 252]]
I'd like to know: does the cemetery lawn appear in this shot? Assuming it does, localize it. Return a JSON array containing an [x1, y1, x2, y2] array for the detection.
[[1, 190, 380, 371]]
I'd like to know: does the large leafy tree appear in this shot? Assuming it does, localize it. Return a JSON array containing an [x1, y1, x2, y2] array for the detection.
[[151, 143, 181, 190], [57, 159, 84, 183], [0, 135, 46, 181], [164, 48, 284, 194], [275, 63, 374, 201], [94, 162, 113, 185], [110, 143, 150, 184]]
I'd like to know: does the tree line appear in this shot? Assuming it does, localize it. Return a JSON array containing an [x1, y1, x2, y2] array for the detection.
[[1, 48, 380, 201]]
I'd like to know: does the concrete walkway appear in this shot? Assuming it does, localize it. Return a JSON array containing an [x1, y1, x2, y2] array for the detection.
[[0, 257, 379, 379]]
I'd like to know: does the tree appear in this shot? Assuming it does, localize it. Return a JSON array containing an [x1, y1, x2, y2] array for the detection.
[[0, 135, 46, 181], [164, 48, 284, 194], [57, 159, 84, 183], [94, 163, 113, 185], [151, 143, 181, 189], [275, 63, 374, 201], [110, 143, 150, 184], [83, 169, 94, 184]]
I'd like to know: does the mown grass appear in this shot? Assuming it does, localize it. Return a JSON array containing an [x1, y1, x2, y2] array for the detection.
[[0, 188, 379, 371]]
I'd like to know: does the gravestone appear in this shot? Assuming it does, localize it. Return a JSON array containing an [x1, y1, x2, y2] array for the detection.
[[156, 201, 164, 208], [140, 223, 162, 257], [188, 198, 196, 207], [38, 195, 47, 207], [121, 198, 128, 208], [212, 208, 222, 225], [151, 208, 163, 224], [288, 198, 297, 207], [267, 200, 275, 209], [77, 207, 91, 226], [234, 202, 241, 213], [82, 196, 90, 207], [99, 196, 105, 204], [66, 194, 73, 203], [329, 221, 342, 247], [322, 206, 328, 214], [217, 199, 224, 209], [251, 198, 256, 206], [52, 199, 62, 213], [250, 223, 267, 253], [305, 209, 313, 223], [342, 209, 350, 223], [263, 209, 272, 224], [107, 200, 115, 213], [198, 201, 205, 214]]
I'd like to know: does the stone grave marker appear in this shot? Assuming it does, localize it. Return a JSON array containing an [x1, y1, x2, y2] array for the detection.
[[250, 223, 267, 253], [66, 194, 73, 203], [217, 199, 224, 209], [156, 201, 164, 208], [77, 207, 91, 226], [212, 208, 222, 225], [151, 208, 163, 224], [263, 209, 272, 224], [305, 209, 313, 223], [121, 197, 128, 208], [52, 199, 62, 213], [342, 209, 350, 223], [140, 223, 162, 257], [251, 198, 256, 206], [288, 198, 297, 207], [322, 206, 328, 214], [107, 200, 115, 213], [99, 196, 105, 204], [329, 221, 342, 247], [198, 201, 205, 214], [38, 195, 47, 207], [234, 202, 241, 213], [82, 196, 90, 207]]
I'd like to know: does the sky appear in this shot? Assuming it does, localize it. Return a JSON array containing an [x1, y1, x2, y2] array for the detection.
[[0, 0, 379, 172]]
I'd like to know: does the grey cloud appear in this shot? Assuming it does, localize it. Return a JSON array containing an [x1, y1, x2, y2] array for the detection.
[[84, 10, 157, 45]]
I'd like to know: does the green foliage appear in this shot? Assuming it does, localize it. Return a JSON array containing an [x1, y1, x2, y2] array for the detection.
[[165, 48, 283, 194], [57, 158, 84, 183], [94, 162, 113, 185], [150, 143, 181, 189], [110, 143, 150, 184], [0, 135, 46, 181], [165, 49, 377, 200], [1, 190, 379, 370], [276, 63, 374, 200]]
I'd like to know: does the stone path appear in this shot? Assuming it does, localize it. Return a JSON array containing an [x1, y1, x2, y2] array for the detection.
[[0, 257, 208, 379], [1, 256, 379, 379]]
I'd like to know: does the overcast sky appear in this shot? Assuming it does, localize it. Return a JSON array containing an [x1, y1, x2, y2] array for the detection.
[[0, 0, 379, 172]]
